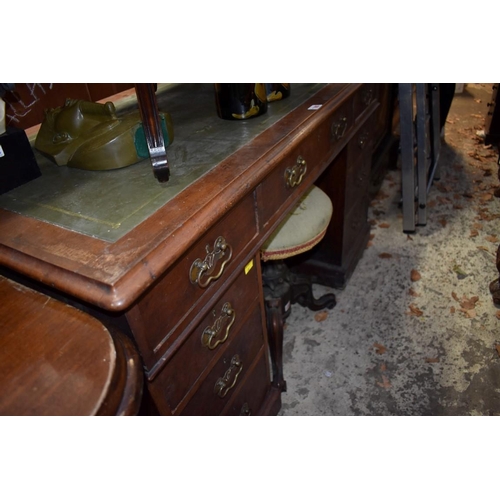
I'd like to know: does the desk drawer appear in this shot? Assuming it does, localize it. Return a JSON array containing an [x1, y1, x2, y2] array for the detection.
[[330, 98, 354, 147], [353, 83, 378, 122], [148, 268, 261, 411], [178, 304, 265, 415], [127, 192, 258, 369], [257, 100, 353, 233], [345, 120, 375, 213]]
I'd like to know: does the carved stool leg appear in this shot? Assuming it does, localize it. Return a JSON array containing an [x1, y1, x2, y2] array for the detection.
[[262, 260, 336, 392], [264, 296, 287, 392]]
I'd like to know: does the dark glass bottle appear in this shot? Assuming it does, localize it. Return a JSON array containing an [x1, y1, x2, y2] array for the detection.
[[265, 84, 291, 102], [214, 84, 268, 120]]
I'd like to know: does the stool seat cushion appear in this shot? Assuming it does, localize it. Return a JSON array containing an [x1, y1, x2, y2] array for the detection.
[[261, 185, 333, 261]]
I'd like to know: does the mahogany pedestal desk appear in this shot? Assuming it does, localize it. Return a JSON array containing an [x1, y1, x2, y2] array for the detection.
[[0, 83, 379, 416]]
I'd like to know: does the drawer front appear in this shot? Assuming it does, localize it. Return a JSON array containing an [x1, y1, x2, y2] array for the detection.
[[344, 121, 375, 214], [178, 304, 265, 415], [127, 192, 258, 369], [330, 98, 354, 147], [221, 349, 269, 416], [353, 83, 378, 122], [257, 99, 353, 232], [150, 267, 261, 410]]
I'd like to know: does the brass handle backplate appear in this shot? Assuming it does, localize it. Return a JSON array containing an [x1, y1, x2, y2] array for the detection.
[[201, 302, 235, 350], [285, 156, 307, 188], [214, 354, 243, 398], [189, 236, 233, 288], [331, 116, 348, 141]]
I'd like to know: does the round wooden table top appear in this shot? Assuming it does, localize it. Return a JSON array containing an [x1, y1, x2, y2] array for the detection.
[[0, 276, 117, 416]]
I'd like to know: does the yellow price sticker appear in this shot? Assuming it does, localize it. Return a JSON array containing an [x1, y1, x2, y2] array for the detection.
[[244, 259, 254, 275]]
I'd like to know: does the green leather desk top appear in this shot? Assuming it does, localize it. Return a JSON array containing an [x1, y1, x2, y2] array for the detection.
[[0, 83, 325, 242]]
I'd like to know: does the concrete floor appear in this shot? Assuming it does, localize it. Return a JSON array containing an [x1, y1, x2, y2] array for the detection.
[[279, 83, 500, 416]]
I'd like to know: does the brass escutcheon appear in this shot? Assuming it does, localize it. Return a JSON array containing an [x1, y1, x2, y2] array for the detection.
[[331, 116, 348, 141], [189, 236, 233, 288], [285, 156, 307, 188], [201, 302, 235, 350], [214, 354, 243, 398]]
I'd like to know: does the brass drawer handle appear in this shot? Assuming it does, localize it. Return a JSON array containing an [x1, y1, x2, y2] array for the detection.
[[201, 302, 236, 350], [189, 236, 233, 288], [240, 403, 252, 416], [331, 116, 348, 141], [361, 87, 374, 106], [285, 156, 307, 188], [358, 131, 369, 150], [214, 354, 243, 398]]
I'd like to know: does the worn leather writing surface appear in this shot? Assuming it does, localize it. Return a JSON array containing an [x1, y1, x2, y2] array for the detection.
[[0, 84, 325, 242]]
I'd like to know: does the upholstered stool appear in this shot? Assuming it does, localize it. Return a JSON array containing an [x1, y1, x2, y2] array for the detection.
[[260, 185, 336, 391]]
